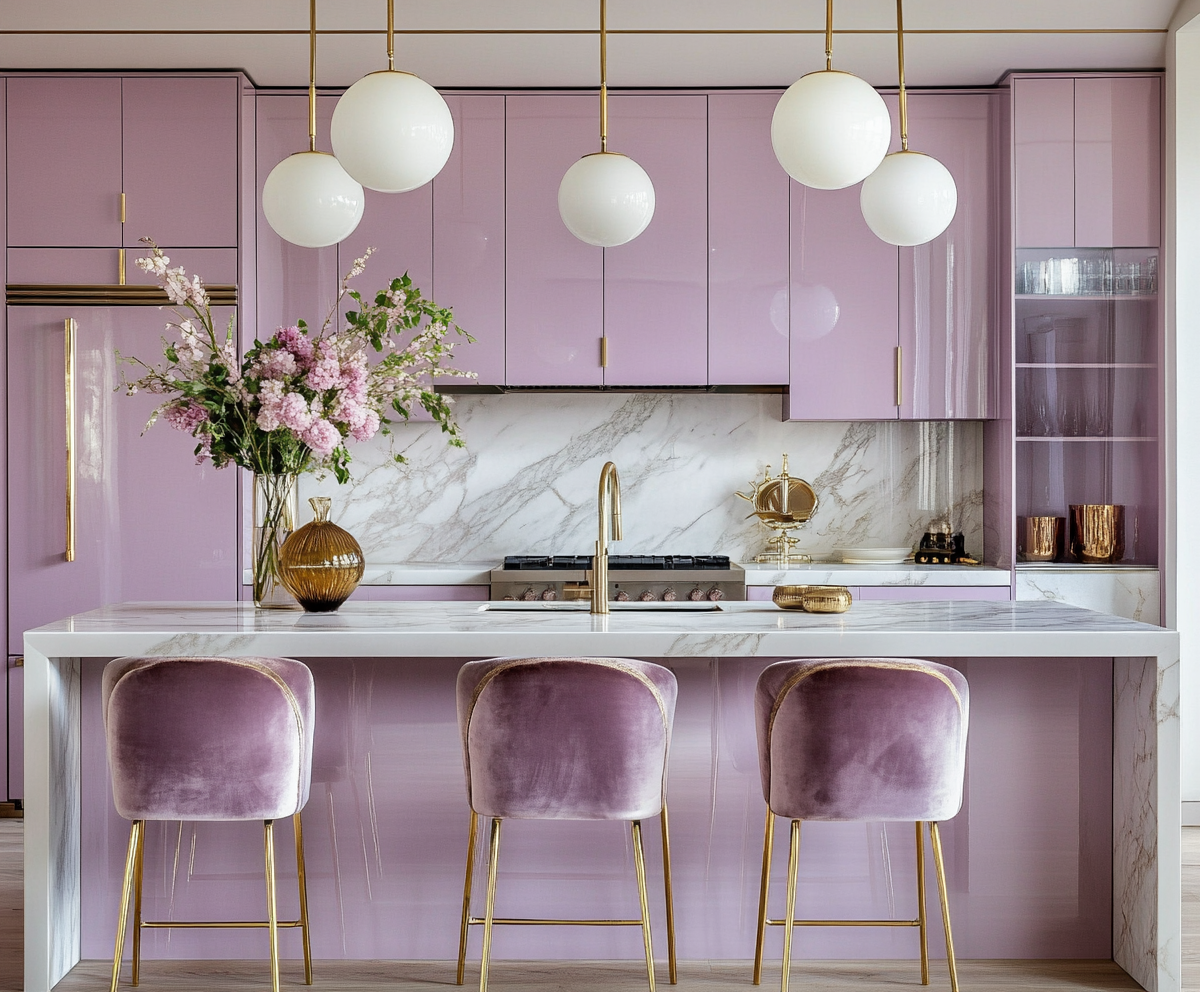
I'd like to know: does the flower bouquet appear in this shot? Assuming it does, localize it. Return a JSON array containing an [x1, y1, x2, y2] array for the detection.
[[121, 238, 474, 606]]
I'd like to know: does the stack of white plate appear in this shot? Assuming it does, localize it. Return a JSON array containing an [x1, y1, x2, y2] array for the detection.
[[836, 547, 913, 564]]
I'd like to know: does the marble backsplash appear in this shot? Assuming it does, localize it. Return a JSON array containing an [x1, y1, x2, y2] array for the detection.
[[300, 392, 984, 563]]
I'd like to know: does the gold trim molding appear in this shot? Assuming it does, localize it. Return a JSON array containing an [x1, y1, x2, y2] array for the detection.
[[6, 283, 238, 306], [0, 28, 1169, 37]]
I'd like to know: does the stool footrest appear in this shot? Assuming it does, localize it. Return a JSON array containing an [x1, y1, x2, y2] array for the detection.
[[766, 918, 921, 927], [468, 917, 643, 927], [141, 920, 304, 929]]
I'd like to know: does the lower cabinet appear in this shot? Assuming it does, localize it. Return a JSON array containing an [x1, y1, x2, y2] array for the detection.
[[7, 658, 21, 802], [747, 584, 1011, 602]]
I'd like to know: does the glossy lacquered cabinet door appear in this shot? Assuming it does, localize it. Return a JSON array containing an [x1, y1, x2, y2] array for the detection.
[[7, 77, 123, 248], [788, 183, 899, 421], [602, 95, 708, 386], [255, 94, 341, 344], [708, 93, 790, 386], [1014, 77, 1075, 249], [434, 95, 506, 385], [6, 307, 239, 654], [505, 95, 603, 386], [6, 660, 20, 801], [122, 76, 239, 248], [899, 93, 993, 419], [1074, 76, 1161, 249]]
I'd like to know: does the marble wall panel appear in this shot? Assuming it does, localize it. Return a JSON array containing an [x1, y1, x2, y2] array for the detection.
[[298, 394, 984, 564], [1016, 568, 1161, 624]]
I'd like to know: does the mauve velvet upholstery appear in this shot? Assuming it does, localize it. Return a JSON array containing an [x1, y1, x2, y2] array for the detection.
[[102, 656, 315, 822], [457, 657, 677, 820], [755, 658, 968, 822]]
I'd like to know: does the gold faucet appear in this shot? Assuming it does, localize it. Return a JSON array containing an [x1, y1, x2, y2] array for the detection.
[[591, 461, 623, 615]]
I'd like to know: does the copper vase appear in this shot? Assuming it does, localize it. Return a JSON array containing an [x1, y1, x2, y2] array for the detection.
[[1068, 504, 1125, 564], [279, 497, 365, 612]]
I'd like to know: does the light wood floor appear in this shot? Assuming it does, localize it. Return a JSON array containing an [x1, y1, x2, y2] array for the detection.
[[2, 819, 1196, 992]]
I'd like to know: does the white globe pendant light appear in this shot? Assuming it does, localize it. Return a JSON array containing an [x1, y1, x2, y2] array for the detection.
[[331, 0, 454, 192], [771, 0, 891, 190], [860, 0, 958, 246], [558, 0, 655, 248], [263, 0, 363, 248]]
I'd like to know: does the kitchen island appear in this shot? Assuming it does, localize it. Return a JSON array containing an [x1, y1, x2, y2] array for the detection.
[[23, 601, 1179, 992]]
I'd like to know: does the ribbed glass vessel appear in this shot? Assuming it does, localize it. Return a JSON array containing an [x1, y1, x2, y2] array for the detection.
[[279, 497, 365, 612], [253, 473, 300, 609]]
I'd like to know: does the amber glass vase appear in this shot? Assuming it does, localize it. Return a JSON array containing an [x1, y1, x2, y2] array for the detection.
[[278, 497, 365, 612]]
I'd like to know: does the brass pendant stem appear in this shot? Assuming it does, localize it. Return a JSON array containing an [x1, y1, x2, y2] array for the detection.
[[387, 0, 395, 70], [599, 0, 608, 151], [896, 0, 909, 150], [308, 0, 317, 152], [825, 0, 833, 70]]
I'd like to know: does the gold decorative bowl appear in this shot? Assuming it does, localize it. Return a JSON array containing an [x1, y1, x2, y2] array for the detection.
[[772, 584, 853, 614]]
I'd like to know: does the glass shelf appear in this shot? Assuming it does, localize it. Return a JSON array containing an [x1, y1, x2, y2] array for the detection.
[[1015, 293, 1157, 302], [1016, 363, 1156, 369], [1017, 436, 1156, 442]]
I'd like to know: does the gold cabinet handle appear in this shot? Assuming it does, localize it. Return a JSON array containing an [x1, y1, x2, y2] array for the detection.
[[118, 247, 126, 286], [895, 345, 902, 408], [65, 318, 77, 562], [600, 336, 609, 368], [120, 191, 126, 224]]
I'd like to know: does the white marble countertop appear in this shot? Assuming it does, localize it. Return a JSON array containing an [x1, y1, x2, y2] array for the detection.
[[242, 561, 1012, 587], [23, 599, 1172, 660]]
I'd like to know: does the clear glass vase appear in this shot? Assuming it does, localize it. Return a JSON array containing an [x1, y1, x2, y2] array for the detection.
[[252, 473, 300, 609]]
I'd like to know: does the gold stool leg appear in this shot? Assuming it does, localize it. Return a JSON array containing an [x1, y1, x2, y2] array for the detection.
[[632, 821, 656, 992], [457, 811, 479, 985], [294, 813, 313, 985], [929, 822, 959, 992], [479, 818, 502, 992], [264, 820, 281, 992], [915, 822, 929, 985], [132, 818, 145, 986], [110, 820, 142, 992], [753, 807, 775, 986], [659, 805, 677, 985], [779, 820, 801, 992]]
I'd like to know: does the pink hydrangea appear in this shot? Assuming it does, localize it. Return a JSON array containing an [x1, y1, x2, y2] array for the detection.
[[163, 400, 209, 433], [255, 348, 298, 381], [278, 391, 314, 433], [306, 340, 344, 391], [256, 380, 285, 432], [302, 418, 341, 455], [349, 408, 380, 442], [273, 325, 314, 365]]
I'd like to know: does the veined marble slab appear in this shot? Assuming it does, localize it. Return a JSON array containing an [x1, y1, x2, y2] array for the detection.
[[1017, 567, 1161, 624], [741, 562, 1012, 587]]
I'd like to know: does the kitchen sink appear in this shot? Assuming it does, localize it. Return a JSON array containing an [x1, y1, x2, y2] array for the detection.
[[481, 601, 724, 612]]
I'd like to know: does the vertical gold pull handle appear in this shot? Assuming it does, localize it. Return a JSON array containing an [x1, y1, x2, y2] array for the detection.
[[600, 336, 609, 368], [118, 248, 126, 286], [65, 318, 77, 562], [895, 345, 902, 408], [120, 191, 126, 224]]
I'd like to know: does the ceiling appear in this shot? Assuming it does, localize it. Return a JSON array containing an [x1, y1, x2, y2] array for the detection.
[[0, 1, 1175, 89]]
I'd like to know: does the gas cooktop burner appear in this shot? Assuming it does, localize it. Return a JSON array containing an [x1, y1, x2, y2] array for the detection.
[[503, 555, 732, 571]]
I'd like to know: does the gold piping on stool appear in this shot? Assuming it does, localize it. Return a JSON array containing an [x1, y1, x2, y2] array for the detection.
[[460, 810, 671, 992], [110, 814, 314, 991], [753, 810, 960, 992]]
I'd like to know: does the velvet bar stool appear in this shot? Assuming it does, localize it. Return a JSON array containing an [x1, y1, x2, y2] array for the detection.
[[455, 656, 679, 992], [102, 656, 316, 992], [751, 658, 969, 992]]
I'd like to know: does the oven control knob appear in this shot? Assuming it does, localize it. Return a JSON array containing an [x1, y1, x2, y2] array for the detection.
[[688, 587, 705, 602], [615, 589, 631, 602], [541, 588, 557, 601], [503, 595, 515, 601], [662, 587, 677, 602], [521, 587, 537, 601], [707, 586, 725, 602], [638, 590, 657, 602]]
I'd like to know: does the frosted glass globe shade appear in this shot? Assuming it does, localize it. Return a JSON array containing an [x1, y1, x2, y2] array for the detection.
[[558, 152, 655, 247], [331, 70, 454, 192], [860, 150, 958, 246], [262, 151, 364, 248], [771, 70, 892, 189]]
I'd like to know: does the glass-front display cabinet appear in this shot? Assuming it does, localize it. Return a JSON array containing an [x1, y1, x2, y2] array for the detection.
[[1014, 247, 1159, 565]]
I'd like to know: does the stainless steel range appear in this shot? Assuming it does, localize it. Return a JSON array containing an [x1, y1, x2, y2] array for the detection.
[[489, 555, 746, 603]]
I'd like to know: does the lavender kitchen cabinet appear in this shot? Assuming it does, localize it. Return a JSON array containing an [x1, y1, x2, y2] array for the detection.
[[7, 306, 239, 655], [1014, 77, 1075, 249], [708, 93, 790, 386], [505, 95, 603, 386], [6, 659, 19, 801], [122, 76, 239, 248], [434, 95, 506, 385], [787, 183, 899, 421], [338, 177, 433, 298], [602, 95, 708, 387], [7, 77, 124, 248], [1074, 76, 1161, 249], [899, 93, 994, 419], [255, 94, 341, 344]]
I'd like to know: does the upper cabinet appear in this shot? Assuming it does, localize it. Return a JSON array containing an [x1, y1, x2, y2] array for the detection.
[[602, 95, 708, 387], [7, 75, 240, 250], [899, 92, 995, 420], [1014, 74, 1161, 249], [708, 93, 790, 386]]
